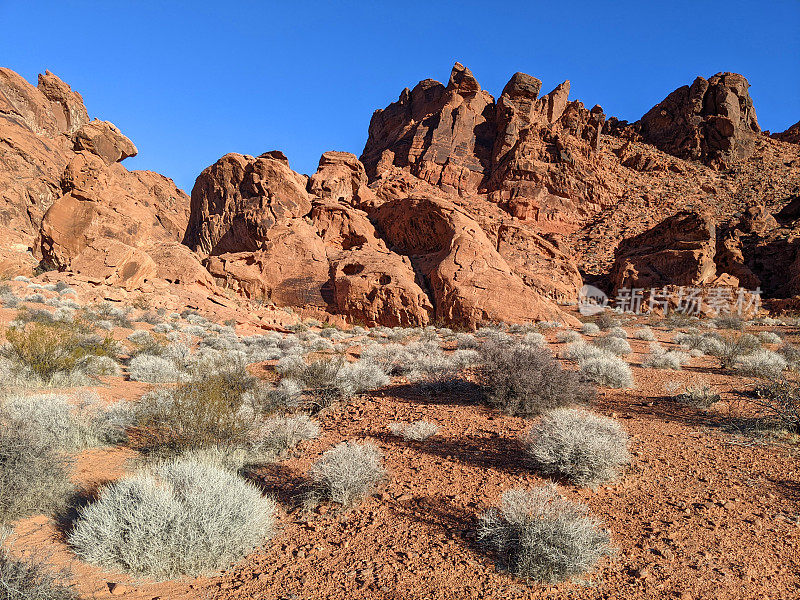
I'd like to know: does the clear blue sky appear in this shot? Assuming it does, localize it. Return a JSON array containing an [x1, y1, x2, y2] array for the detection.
[[2, 1, 798, 192]]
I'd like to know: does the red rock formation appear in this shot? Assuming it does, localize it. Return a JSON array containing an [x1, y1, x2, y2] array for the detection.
[[361, 63, 495, 196], [771, 120, 800, 145], [371, 195, 576, 327], [610, 211, 719, 291], [637, 73, 760, 168]]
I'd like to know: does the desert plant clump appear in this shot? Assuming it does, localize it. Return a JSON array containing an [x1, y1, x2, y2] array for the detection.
[[592, 335, 632, 356], [307, 441, 385, 507], [0, 541, 79, 600], [714, 314, 745, 330], [251, 414, 321, 457], [477, 486, 612, 583], [732, 350, 787, 379], [132, 374, 255, 456], [479, 341, 594, 417], [579, 355, 634, 389], [556, 330, 582, 344], [68, 454, 277, 579], [283, 357, 389, 409], [1, 392, 134, 450], [523, 409, 630, 487], [706, 332, 762, 369], [750, 381, 800, 433], [632, 327, 656, 341], [0, 425, 73, 525], [580, 322, 600, 336], [778, 343, 800, 371], [128, 353, 185, 383], [521, 332, 546, 347], [387, 420, 439, 441], [756, 331, 782, 345], [675, 383, 721, 408], [1, 320, 119, 386], [642, 343, 690, 370]]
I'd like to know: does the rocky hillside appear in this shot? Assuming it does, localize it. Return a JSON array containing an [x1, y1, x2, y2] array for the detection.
[[1, 64, 798, 327]]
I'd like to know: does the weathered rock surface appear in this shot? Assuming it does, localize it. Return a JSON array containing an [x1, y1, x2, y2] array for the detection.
[[610, 211, 719, 290], [38, 151, 190, 289], [771, 120, 800, 145], [372, 195, 575, 326], [361, 63, 495, 196], [637, 72, 760, 167], [188, 151, 436, 325]]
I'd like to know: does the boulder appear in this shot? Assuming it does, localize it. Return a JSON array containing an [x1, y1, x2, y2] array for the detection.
[[37, 152, 190, 289], [184, 152, 312, 255], [637, 72, 760, 167], [72, 119, 138, 163]]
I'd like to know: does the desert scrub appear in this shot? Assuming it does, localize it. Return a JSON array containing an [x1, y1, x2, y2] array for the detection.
[[642, 344, 690, 370], [1, 320, 119, 385], [1, 392, 133, 450], [556, 330, 582, 344], [0, 541, 79, 600], [714, 314, 745, 330], [564, 341, 607, 363], [732, 350, 787, 379], [580, 322, 600, 336], [704, 332, 761, 369], [779, 343, 800, 370], [68, 454, 277, 578], [632, 327, 656, 341], [478, 341, 594, 417], [675, 383, 720, 408], [592, 335, 631, 356], [250, 414, 320, 457], [132, 374, 255, 456], [524, 409, 629, 487], [0, 425, 73, 525], [579, 354, 634, 389], [387, 420, 439, 441], [307, 441, 385, 507], [756, 331, 782, 345], [478, 486, 612, 582], [750, 381, 800, 433], [280, 357, 389, 409], [128, 353, 184, 383]]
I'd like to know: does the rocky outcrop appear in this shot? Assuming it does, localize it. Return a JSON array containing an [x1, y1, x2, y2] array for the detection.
[[371, 196, 575, 327], [38, 150, 191, 289], [0, 67, 195, 293], [610, 211, 719, 290], [637, 72, 760, 168], [188, 151, 436, 325], [496, 225, 582, 302], [771, 120, 800, 145], [361, 63, 615, 223], [361, 63, 495, 196], [611, 202, 800, 302], [72, 119, 138, 164]]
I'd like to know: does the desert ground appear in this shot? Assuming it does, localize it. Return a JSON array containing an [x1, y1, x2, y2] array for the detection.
[[1, 276, 798, 600]]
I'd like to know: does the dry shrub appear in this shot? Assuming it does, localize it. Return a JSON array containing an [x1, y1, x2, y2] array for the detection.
[[524, 409, 629, 487], [307, 441, 385, 507], [69, 455, 276, 578], [478, 486, 612, 582], [479, 341, 594, 417]]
